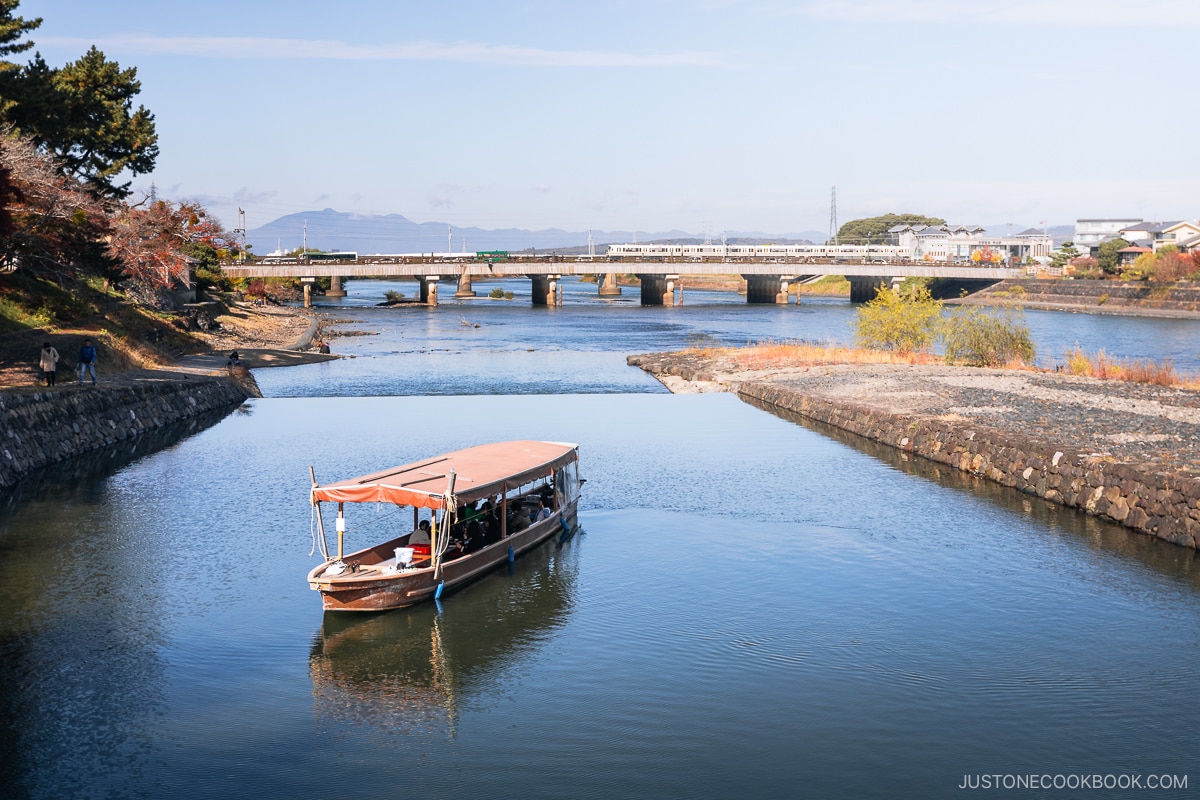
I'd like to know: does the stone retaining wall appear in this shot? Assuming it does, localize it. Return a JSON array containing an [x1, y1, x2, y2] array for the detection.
[[977, 278, 1200, 314], [0, 378, 250, 489], [739, 381, 1200, 550]]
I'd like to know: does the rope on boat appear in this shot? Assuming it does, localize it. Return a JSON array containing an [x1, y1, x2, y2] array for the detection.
[[310, 503, 329, 560], [433, 470, 458, 580]]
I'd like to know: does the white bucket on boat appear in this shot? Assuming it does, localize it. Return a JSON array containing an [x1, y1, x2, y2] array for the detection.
[[395, 547, 414, 567]]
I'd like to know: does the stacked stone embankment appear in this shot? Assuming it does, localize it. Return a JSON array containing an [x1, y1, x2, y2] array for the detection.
[[739, 382, 1200, 549], [628, 353, 1200, 550], [967, 278, 1200, 318], [0, 378, 249, 489]]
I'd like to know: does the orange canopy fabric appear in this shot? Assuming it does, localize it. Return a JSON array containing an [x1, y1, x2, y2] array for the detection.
[[311, 440, 578, 509]]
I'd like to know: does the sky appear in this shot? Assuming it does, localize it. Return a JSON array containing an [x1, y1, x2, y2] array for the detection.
[[17, 0, 1200, 239]]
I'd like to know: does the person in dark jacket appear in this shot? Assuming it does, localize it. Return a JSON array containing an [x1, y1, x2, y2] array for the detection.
[[77, 338, 97, 385]]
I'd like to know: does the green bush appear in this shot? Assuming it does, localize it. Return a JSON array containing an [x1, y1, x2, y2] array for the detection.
[[384, 290, 405, 303], [941, 305, 1036, 367], [854, 284, 942, 354]]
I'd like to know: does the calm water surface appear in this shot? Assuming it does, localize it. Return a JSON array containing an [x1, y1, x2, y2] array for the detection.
[[255, 278, 1200, 398], [2, 288, 1200, 799]]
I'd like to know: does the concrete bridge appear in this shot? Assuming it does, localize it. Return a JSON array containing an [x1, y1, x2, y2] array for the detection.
[[220, 255, 1019, 307]]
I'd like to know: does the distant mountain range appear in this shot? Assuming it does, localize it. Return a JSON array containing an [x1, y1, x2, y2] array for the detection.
[[247, 209, 827, 255], [246, 209, 1074, 255]]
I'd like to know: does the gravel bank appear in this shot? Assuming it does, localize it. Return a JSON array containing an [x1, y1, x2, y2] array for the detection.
[[629, 354, 1200, 477]]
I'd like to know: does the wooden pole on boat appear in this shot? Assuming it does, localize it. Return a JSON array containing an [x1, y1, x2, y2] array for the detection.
[[433, 469, 457, 581], [336, 502, 345, 561], [310, 466, 329, 560]]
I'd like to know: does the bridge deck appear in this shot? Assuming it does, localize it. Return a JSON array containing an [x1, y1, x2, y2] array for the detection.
[[222, 259, 1019, 281]]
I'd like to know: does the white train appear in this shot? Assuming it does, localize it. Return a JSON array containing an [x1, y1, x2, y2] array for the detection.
[[604, 243, 909, 262]]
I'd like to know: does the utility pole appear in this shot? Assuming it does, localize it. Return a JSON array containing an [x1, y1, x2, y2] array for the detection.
[[303, 220, 308, 263], [448, 225, 452, 254], [829, 185, 839, 245], [587, 229, 595, 258], [234, 208, 247, 263]]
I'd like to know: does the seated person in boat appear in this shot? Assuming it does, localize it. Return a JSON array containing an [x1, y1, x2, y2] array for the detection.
[[508, 507, 530, 533], [464, 519, 485, 553], [479, 513, 502, 547], [410, 519, 431, 545]]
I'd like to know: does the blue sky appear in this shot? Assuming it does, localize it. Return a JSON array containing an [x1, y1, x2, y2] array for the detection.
[[18, 0, 1200, 237]]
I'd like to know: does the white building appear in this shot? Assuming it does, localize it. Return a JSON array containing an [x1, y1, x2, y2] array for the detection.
[[1116, 220, 1200, 251], [1075, 218, 1141, 253], [889, 224, 1052, 264]]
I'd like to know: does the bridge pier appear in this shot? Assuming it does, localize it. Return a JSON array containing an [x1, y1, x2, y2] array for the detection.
[[419, 276, 441, 306], [326, 275, 347, 298], [636, 274, 678, 306], [530, 275, 562, 306], [303, 283, 312, 308], [455, 271, 476, 298], [598, 272, 622, 297], [791, 275, 816, 304], [849, 277, 887, 303], [742, 275, 791, 304]]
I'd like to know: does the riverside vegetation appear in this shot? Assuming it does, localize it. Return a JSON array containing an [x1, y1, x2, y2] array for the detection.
[[682, 283, 1197, 389]]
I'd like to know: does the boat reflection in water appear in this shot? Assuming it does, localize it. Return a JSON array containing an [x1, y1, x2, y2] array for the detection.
[[308, 530, 581, 738]]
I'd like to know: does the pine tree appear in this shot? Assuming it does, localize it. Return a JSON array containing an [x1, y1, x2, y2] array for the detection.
[[0, 0, 40, 65]]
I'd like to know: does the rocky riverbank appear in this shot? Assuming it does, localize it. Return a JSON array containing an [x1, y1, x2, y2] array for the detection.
[[629, 351, 1200, 550]]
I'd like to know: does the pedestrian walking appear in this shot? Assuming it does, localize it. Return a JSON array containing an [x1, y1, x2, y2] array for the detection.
[[77, 338, 98, 385], [39, 342, 60, 386]]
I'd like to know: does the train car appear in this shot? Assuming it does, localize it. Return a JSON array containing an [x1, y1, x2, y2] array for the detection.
[[307, 251, 359, 262], [604, 242, 912, 262]]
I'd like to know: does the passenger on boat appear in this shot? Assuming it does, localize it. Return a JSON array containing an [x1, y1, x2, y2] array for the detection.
[[509, 508, 530, 533], [410, 519, 431, 545], [479, 514, 502, 547], [535, 498, 551, 521], [464, 519, 484, 552]]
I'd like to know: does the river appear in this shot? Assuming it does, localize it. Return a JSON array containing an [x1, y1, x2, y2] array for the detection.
[[1, 279, 1198, 799]]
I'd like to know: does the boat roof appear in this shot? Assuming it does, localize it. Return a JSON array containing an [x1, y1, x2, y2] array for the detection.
[[311, 440, 578, 509]]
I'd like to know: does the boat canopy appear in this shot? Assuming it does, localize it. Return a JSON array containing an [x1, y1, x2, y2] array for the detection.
[[311, 440, 578, 509]]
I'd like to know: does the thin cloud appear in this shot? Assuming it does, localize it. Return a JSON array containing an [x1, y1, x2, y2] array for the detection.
[[39, 35, 724, 67], [790, 0, 1200, 27]]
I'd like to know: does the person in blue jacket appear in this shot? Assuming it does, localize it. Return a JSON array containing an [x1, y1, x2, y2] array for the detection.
[[77, 338, 98, 385]]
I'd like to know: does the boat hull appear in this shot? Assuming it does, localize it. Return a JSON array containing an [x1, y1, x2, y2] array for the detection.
[[309, 500, 579, 612]]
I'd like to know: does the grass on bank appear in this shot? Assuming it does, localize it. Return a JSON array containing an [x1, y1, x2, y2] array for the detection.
[[1058, 348, 1199, 388], [683, 340, 942, 370], [680, 339, 1200, 389]]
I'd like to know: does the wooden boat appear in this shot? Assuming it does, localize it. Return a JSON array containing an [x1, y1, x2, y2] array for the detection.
[[307, 440, 582, 611]]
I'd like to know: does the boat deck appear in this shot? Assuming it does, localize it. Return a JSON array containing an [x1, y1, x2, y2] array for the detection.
[[320, 553, 434, 581]]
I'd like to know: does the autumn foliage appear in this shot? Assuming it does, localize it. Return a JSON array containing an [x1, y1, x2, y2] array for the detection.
[[0, 0, 230, 311]]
